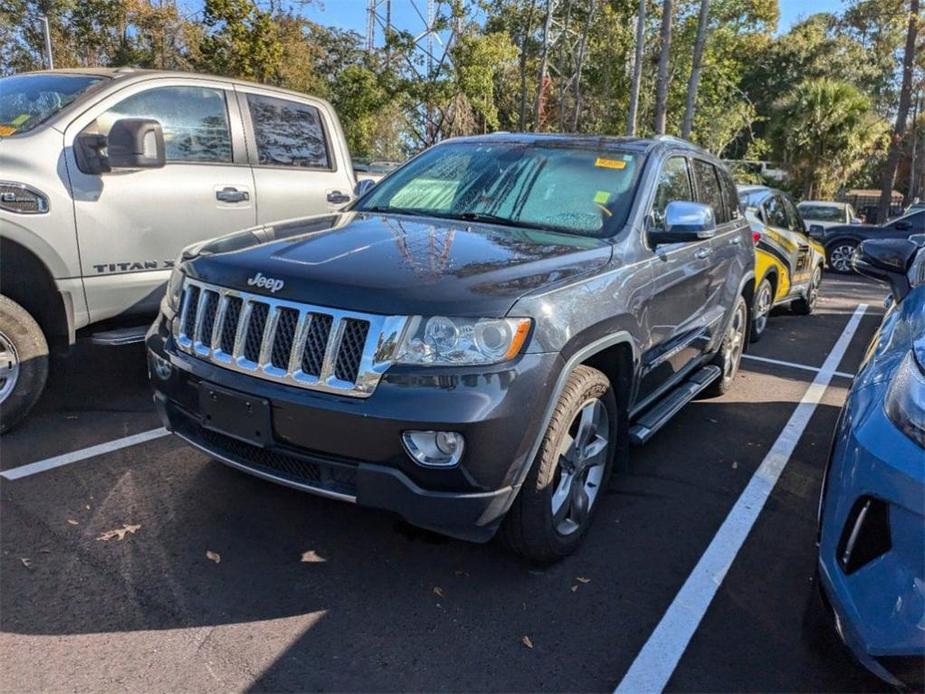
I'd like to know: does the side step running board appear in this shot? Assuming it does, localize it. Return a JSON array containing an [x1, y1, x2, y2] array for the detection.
[[629, 365, 721, 445], [88, 325, 149, 346]]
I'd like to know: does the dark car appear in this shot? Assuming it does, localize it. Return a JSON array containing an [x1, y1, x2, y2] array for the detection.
[[809, 209, 925, 273], [146, 134, 754, 562]]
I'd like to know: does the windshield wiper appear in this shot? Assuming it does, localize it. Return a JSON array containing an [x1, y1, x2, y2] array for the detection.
[[455, 211, 557, 232], [360, 205, 432, 218]]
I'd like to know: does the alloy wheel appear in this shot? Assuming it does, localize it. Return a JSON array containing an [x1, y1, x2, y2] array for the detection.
[[754, 282, 772, 335], [0, 330, 20, 404], [807, 267, 822, 309], [723, 301, 747, 381], [550, 398, 610, 536], [829, 244, 856, 273]]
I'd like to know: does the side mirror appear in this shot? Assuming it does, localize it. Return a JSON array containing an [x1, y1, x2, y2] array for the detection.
[[853, 238, 918, 302], [649, 201, 716, 245], [355, 178, 376, 198], [107, 118, 165, 169], [894, 220, 912, 231], [808, 224, 825, 239]]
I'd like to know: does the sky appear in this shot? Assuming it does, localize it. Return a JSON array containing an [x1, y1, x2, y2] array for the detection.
[[297, 0, 849, 41]]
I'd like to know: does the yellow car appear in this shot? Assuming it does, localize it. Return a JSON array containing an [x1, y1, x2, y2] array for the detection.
[[737, 185, 826, 342]]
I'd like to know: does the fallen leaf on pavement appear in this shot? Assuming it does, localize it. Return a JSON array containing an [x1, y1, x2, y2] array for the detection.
[[300, 550, 325, 563], [521, 635, 534, 649], [66, 519, 79, 526], [433, 586, 445, 598], [96, 524, 141, 541], [577, 576, 591, 584], [20, 557, 32, 569], [206, 550, 221, 564]]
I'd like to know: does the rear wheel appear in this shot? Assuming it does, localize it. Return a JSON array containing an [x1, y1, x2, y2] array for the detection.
[[0, 295, 49, 433], [705, 294, 748, 397], [750, 277, 773, 343], [827, 241, 858, 273], [793, 265, 823, 315], [501, 365, 617, 563]]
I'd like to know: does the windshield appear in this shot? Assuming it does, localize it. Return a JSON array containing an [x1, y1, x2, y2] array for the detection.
[[354, 141, 645, 237], [798, 204, 844, 222], [0, 74, 103, 136]]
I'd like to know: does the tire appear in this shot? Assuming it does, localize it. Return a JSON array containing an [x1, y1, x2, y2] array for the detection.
[[793, 265, 823, 315], [0, 295, 49, 434], [501, 365, 617, 563], [705, 294, 748, 397], [750, 277, 773, 343], [827, 241, 858, 274]]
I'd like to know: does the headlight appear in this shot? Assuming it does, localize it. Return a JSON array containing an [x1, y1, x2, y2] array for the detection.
[[395, 316, 531, 366], [884, 342, 925, 448], [162, 264, 185, 318]]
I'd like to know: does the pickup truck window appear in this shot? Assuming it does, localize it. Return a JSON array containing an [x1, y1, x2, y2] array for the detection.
[[98, 86, 232, 163], [693, 159, 728, 224], [246, 94, 330, 169], [652, 156, 693, 226], [356, 142, 644, 237], [0, 73, 102, 136]]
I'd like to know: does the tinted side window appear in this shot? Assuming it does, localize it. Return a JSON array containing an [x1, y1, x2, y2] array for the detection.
[[247, 94, 330, 169], [100, 86, 232, 163], [692, 159, 727, 224], [652, 156, 692, 226], [764, 195, 788, 228], [719, 170, 740, 220]]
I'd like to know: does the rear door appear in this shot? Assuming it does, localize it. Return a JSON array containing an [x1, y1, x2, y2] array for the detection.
[[236, 88, 356, 224], [64, 77, 256, 323]]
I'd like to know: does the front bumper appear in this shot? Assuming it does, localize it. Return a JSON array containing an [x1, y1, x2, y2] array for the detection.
[[147, 315, 560, 542], [818, 383, 925, 687]]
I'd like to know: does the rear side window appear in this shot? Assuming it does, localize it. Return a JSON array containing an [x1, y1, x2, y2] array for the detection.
[[652, 156, 693, 226], [692, 159, 728, 224], [781, 195, 805, 233], [99, 86, 232, 163], [718, 169, 740, 220], [247, 94, 330, 169]]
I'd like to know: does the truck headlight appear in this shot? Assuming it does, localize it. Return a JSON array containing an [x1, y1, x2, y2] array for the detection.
[[395, 316, 531, 366], [884, 343, 925, 449]]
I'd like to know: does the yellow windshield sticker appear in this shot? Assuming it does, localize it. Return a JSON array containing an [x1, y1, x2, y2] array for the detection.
[[0, 125, 16, 136], [595, 157, 626, 170], [593, 191, 611, 204]]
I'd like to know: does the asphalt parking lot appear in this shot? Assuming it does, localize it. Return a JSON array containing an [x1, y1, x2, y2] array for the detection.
[[0, 275, 894, 693]]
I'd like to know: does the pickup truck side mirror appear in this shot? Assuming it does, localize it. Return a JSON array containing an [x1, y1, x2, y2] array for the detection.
[[649, 201, 716, 245], [853, 238, 918, 302], [74, 118, 166, 175], [355, 178, 376, 198]]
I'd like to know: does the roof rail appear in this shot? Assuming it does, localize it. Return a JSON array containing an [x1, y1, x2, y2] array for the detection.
[[653, 134, 698, 149]]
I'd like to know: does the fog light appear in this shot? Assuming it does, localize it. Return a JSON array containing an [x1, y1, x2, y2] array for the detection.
[[402, 430, 465, 467], [149, 351, 173, 381]]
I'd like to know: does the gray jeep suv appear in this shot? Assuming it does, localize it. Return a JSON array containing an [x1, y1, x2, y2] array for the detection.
[[147, 134, 754, 561]]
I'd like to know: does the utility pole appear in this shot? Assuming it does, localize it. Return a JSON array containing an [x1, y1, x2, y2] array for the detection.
[[42, 15, 54, 70], [909, 93, 921, 204], [681, 0, 710, 140], [626, 0, 645, 136], [653, 0, 673, 135]]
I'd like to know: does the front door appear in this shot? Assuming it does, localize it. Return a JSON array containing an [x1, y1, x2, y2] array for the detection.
[[64, 78, 256, 323]]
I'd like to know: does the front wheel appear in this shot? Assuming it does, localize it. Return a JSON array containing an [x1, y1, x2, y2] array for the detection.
[[705, 294, 748, 397], [827, 242, 857, 274], [501, 365, 617, 563], [793, 265, 823, 315], [0, 295, 49, 433]]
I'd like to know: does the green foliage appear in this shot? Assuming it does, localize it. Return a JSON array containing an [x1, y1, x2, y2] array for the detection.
[[197, 0, 282, 82]]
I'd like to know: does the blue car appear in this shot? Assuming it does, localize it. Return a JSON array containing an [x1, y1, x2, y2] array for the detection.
[[817, 237, 925, 687]]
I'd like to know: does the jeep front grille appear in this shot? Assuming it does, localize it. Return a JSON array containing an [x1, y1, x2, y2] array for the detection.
[[173, 278, 407, 398]]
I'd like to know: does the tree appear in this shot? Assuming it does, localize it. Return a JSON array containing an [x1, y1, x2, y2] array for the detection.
[[197, 0, 282, 83], [878, 0, 920, 220], [625, 0, 646, 136], [532, 0, 555, 131], [681, 0, 710, 139], [653, 0, 673, 134]]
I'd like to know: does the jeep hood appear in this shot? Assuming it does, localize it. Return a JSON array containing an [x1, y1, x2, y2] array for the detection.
[[184, 212, 612, 316]]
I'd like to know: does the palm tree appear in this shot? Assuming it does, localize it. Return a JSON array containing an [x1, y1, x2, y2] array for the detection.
[[653, 0, 673, 135]]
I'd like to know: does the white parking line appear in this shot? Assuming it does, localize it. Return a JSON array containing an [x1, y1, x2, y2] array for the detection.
[[0, 428, 169, 481], [614, 303, 868, 694], [742, 354, 855, 379]]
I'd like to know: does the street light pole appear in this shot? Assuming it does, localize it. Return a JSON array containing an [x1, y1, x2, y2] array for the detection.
[[41, 15, 54, 69]]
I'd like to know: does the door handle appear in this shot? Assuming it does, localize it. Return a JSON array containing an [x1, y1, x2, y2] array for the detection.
[[327, 190, 351, 205], [216, 187, 249, 203], [695, 247, 712, 259]]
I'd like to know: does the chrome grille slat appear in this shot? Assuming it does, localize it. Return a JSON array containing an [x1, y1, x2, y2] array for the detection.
[[173, 278, 406, 399]]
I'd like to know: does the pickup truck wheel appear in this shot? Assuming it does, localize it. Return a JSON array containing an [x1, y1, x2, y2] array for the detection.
[[792, 265, 822, 315], [750, 278, 773, 343], [705, 294, 747, 397], [501, 365, 616, 563], [0, 296, 49, 433], [827, 242, 857, 273]]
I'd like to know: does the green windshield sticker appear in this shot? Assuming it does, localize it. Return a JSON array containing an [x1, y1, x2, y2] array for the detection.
[[593, 191, 610, 204], [10, 113, 30, 126]]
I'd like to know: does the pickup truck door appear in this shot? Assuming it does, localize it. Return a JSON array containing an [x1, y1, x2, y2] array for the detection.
[[64, 77, 256, 324], [638, 155, 715, 402], [235, 88, 357, 224]]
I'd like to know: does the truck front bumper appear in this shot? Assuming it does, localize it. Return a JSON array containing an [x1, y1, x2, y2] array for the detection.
[[146, 315, 560, 542]]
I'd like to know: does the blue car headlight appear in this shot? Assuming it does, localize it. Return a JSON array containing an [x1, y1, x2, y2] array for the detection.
[[884, 340, 925, 448]]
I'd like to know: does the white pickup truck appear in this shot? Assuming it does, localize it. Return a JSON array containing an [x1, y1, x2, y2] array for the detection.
[[0, 68, 368, 431]]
